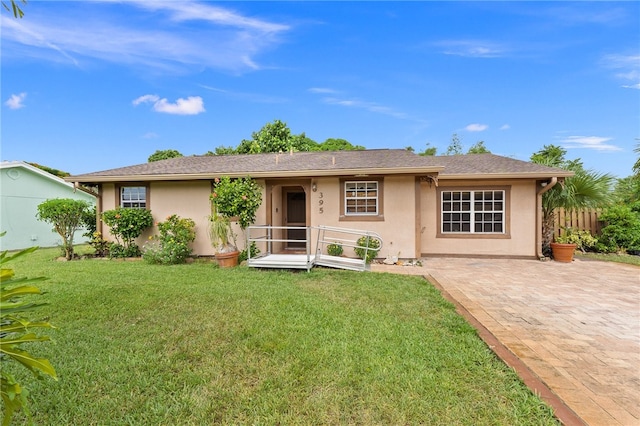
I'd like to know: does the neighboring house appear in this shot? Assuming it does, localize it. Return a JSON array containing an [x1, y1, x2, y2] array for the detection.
[[1, 161, 96, 251], [66, 150, 573, 259]]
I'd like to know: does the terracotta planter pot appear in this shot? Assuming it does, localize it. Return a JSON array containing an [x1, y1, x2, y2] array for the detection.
[[550, 242, 577, 263], [215, 251, 240, 268]]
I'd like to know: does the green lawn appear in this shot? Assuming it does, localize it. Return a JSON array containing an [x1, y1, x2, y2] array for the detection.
[[5, 247, 558, 425], [576, 251, 640, 266]]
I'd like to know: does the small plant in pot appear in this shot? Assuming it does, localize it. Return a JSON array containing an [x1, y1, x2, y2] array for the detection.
[[354, 235, 381, 264], [209, 176, 262, 267], [551, 226, 597, 262], [327, 243, 343, 257]]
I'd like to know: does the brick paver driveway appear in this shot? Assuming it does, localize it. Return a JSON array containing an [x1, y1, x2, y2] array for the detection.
[[373, 258, 640, 426]]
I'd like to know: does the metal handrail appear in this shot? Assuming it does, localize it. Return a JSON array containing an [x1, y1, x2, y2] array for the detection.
[[246, 225, 383, 272]]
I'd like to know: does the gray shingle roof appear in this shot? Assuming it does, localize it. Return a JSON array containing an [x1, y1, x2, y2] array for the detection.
[[67, 149, 572, 183]]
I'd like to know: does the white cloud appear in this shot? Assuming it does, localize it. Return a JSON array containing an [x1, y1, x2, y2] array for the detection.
[[500, 124, 510, 130], [436, 40, 507, 58], [602, 53, 640, 89], [622, 83, 640, 90], [308, 87, 338, 94], [560, 135, 622, 152], [4, 92, 26, 109], [465, 123, 488, 132], [132, 94, 160, 106], [142, 132, 159, 139], [133, 94, 205, 115], [0, 2, 290, 73]]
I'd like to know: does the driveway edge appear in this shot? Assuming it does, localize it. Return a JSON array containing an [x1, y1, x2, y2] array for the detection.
[[425, 274, 587, 426]]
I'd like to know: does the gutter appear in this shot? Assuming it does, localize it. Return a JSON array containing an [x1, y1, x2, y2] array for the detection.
[[536, 177, 558, 260]]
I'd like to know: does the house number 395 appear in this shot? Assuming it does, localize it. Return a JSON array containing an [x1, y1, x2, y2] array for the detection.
[[318, 192, 324, 214]]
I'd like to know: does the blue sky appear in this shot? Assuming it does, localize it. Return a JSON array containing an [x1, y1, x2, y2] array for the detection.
[[1, 1, 638, 177]]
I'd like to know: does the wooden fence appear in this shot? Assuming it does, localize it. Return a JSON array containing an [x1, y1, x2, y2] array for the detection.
[[553, 208, 602, 238]]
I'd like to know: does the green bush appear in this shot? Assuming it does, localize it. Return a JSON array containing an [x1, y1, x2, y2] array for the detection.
[[102, 208, 153, 257], [36, 198, 93, 260], [143, 215, 196, 265], [327, 243, 343, 256], [1, 242, 57, 425], [354, 236, 381, 263], [211, 176, 262, 229], [238, 242, 260, 263], [555, 227, 598, 252], [597, 205, 640, 253]]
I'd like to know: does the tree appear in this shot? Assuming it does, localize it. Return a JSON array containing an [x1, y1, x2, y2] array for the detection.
[[467, 141, 490, 154], [27, 163, 70, 178], [317, 138, 364, 151], [530, 145, 615, 255], [2, 0, 26, 18], [419, 143, 438, 156], [1, 242, 57, 426], [633, 142, 640, 178], [148, 149, 183, 162], [445, 133, 463, 155], [205, 146, 237, 156], [101, 208, 154, 257], [237, 120, 294, 154], [36, 198, 92, 260]]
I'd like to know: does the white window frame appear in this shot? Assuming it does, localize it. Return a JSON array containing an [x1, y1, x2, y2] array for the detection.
[[120, 186, 147, 209], [440, 189, 505, 234], [344, 180, 379, 216]]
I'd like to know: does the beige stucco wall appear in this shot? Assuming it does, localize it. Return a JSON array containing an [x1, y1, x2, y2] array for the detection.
[[97, 176, 538, 259], [419, 179, 537, 257], [309, 175, 419, 259], [100, 180, 268, 256]]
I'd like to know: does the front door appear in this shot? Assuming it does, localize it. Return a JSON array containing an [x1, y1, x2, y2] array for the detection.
[[284, 188, 306, 249]]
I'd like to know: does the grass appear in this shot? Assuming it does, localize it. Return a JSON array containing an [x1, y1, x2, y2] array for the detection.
[[576, 251, 640, 266], [4, 247, 559, 425]]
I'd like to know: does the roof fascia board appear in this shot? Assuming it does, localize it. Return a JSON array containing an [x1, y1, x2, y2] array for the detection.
[[439, 171, 575, 180], [66, 166, 446, 183]]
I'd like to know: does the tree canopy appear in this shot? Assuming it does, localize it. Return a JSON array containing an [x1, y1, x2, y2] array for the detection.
[[213, 120, 364, 155], [530, 144, 615, 255], [148, 149, 183, 162]]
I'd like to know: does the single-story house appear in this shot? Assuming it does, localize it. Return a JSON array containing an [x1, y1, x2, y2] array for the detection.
[[1, 161, 96, 251], [66, 149, 573, 260]]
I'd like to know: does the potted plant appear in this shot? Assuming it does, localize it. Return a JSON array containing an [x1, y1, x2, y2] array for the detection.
[[551, 226, 597, 262], [327, 243, 343, 257], [209, 176, 262, 267]]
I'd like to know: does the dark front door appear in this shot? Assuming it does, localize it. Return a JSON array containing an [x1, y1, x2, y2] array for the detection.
[[284, 189, 306, 249]]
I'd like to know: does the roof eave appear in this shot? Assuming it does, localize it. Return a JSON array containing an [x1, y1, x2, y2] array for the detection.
[[439, 171, 575, 180], [66, 166, 446, 183]]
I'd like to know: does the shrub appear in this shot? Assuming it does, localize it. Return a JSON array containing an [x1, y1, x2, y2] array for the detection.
[[238, 242, 260, 263], [102, 208, 153, 257], [88, 231, 109, 257], [354, 236, 381, 263], [555, 227, 598, 252], [211, 176, 262, 229], [81, 205, 97, 238], [597, 205, 640, 253], [0, 241, 57, 425], [327, 243, 343, 256], [36, 198, 93, 260], [143, 215, 196, 265]]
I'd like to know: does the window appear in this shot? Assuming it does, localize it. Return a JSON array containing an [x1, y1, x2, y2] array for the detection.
[[441, 189, 505, 234], [120, 186, 147, 209], [339, 178, 384, 221], [345, 181, 378, 215]]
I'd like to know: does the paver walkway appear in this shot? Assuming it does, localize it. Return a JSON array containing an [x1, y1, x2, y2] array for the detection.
[[372, 257, 640, 426]]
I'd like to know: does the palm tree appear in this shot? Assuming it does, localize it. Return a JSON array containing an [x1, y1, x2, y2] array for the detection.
[[532, 145, 615, 255]]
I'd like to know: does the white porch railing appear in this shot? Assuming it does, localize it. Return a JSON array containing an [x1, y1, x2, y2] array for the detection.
[[246, 225, 383, 272]]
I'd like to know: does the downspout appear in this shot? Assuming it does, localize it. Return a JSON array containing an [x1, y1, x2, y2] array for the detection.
[[536, 177, 557, 260]]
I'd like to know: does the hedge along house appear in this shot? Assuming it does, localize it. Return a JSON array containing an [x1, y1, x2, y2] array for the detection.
[[67, 149, 573, 260], [1, 161, 96, 251]]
